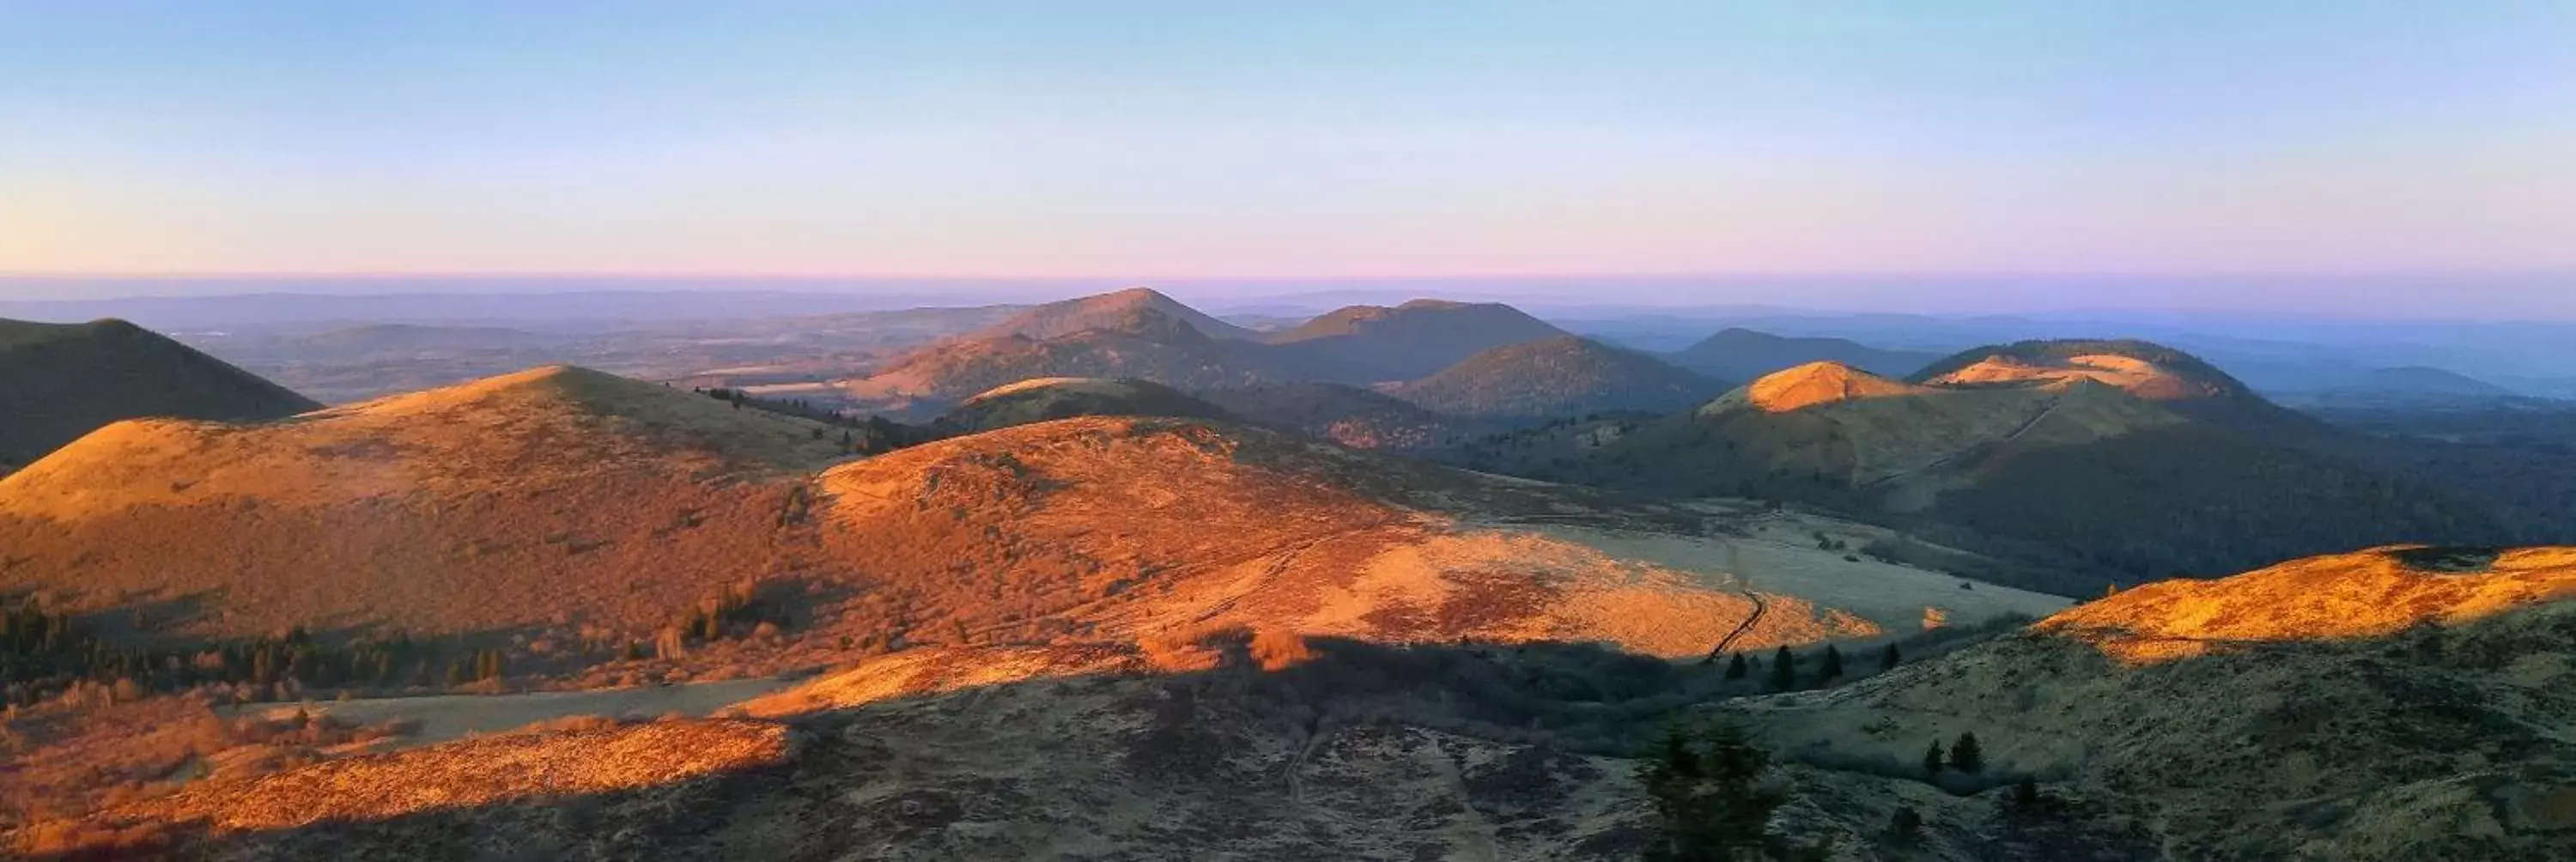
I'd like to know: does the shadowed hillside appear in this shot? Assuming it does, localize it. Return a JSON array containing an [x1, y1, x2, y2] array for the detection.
[[0, 318, 319, 466], [1198, 381, 1497, 452], [1262, 299, 1568, 379], [1392, 336, 1726, 422]]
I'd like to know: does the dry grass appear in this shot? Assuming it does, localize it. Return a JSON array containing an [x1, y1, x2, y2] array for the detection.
[[0, 366, 851, 640], [1720, 544, 2576, 860], [1715, 361, 1930, 413], [2039, 544, 2576, 664], [116, 719, 788, 834], [1, 379, 2075, 837], [1249, 628, 1315, 671]]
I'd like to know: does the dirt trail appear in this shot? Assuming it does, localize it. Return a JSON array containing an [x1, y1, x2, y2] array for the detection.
[[1702, 541, 1766, 664], [1862, 396, 2063, 488]]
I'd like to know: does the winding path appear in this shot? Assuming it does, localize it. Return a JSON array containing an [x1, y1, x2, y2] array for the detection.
[[1702, 540, 1767, 665]]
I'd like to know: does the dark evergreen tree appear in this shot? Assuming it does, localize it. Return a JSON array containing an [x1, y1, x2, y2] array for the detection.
[[1883, 805, 1923, 847], [1769, 646, 1796, 691], [1723, 653, 1747, 679], [2012, 774, 2041, 813], [1922, 739, 1945, 778], [1815, 645, 1844, 682], [1948, 731, 1984, 774], [1638, 722, 1785, 861], [1879, 642, 1900, 669]]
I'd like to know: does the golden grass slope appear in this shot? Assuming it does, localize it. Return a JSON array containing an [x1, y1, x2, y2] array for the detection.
[[4, 361, 2031, 668], [810, 416, 1888, 660], [1703, 361, 1931, 414], [0, 365, 852, 638], [127, 719, 791, 833], [2041, 544, 2576, 664]]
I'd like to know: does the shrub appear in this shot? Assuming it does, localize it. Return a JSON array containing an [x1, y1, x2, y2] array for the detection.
[[1882, 805, 1923, 847], [1249, 628, 1313, 671], [1948, 731, 1984, 774]]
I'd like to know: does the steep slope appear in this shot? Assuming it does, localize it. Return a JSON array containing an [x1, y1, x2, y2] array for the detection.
[[0, 365, 852, 639], [1263, 299, 1568, 379], [936, 377, 1235, 432], [0, 318, 319, 465], [1668, 328, 1940, 381], [975, 287, 1254, 342], [1391, 336, 1727, 422], [1724, 544, 2576, 860], [1197, 381, 1497, 452]]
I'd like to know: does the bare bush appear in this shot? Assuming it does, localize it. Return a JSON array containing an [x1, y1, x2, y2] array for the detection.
[[1249, 628, 1314, 671]]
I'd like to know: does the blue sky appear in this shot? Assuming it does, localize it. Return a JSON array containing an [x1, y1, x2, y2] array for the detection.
[[3, 2, 2573, 311]]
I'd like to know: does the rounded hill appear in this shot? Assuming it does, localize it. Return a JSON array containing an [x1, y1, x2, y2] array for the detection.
[[1702, 361, 1932, 415], [1910, 338, 2257, 403], [1264, 300, 1567, 379], [0, 365, 856, 639], [938, 377, 1234, 432], [1391, 336, 1725, 421], [0, 318, 319, 466]]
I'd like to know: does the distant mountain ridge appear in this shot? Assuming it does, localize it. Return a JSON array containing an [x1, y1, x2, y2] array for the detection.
[[835, 304, 1374, 417], [0, 318, 319, 466], [1666, 327, 1940, 381], [836, 289, 1580, 418], [1262, 299, 1567, 379], [974, 287, 1255, 343]]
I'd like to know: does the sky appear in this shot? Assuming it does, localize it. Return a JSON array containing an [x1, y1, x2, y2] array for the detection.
[[3, 2, 2574, 313]]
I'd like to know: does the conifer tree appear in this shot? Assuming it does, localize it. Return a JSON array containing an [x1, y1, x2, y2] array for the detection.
[[1948, 731, 1984, 774], [1880, 643, 1900, 669], [1638, 722, 1784, 861], [1769, 646, 1796, 691], [1884, 805, 1923, 847], [1816, 645, 1844, 682], [1922, 739, 1945, 778], [2012, 774, 2041, 812], [1723, 653, 1747, 679]]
